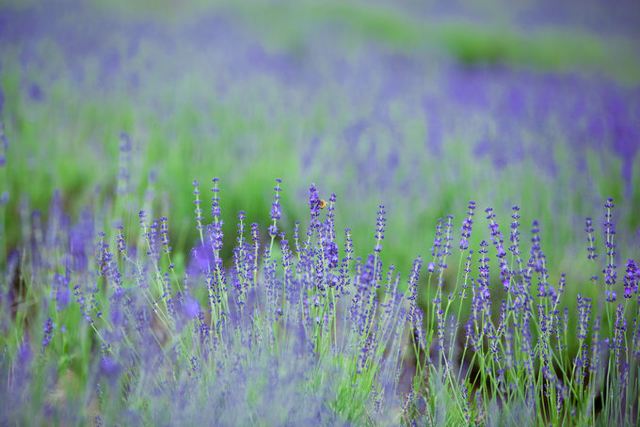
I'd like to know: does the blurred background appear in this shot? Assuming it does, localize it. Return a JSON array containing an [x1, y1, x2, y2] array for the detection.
[[1, 0, 639, 287]]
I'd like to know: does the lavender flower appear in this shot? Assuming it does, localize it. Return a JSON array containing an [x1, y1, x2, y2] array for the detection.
[[576, 294, 592, 340], [193, 180, 204, 239], [100, 356, 122, 382], [41, 317, 54, 349], [160, 216, 171, 254], [459, 200, 476, 250], [269, 178, 282, 237], [374, 204, 386, 254], [211, 177, 221, 219], [585, 217, 597, 261], [116, 132, 132, 196], [603, 198, 617, 287], [623, 259, 638, 298], [116, 223, 127, 254], [54, 272, 70, 311]]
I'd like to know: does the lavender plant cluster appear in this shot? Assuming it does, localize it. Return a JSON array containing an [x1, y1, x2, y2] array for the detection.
[[1, 179, 425, 424], [1, 0, 640, 425], [0, 179, 638, 425]]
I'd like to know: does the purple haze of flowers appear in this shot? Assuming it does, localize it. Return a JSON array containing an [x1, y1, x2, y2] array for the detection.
[[28, 83, 44, 101], [100, 356, 121, 382], [0, 122, 7, 167], [182, 295, 200, 319], [188, 242, 213, 276]]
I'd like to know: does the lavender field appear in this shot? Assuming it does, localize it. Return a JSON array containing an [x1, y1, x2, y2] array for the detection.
[[1, 0, 640, 425]]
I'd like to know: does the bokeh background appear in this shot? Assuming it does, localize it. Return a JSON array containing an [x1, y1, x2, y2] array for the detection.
[[1, 0, 639, 287]]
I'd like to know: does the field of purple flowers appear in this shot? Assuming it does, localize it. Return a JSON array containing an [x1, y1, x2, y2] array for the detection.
[[1, 0, 639, 425]]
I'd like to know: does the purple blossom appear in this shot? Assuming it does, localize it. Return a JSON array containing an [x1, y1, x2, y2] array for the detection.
[[430, 219, 443, 259], [623, 259, 638, 298], [54, 272, 70, 311], [270, 178, 282, 221], [17, 340, 32, 369], [613, 304, 627, 372], [189, 243, 214, 275], [208, 221, 224, 253], [182, 295, 200, 319], [0, 122, 7, 167], [100, 356, 122, 381], [605, 290, 617, 303], [193, 180, 204, 237], [41, 317, 54, 349], [211, 177, 221, 219], [603, 198, 617, 287], [269, 179, 283, 237], [576, 294, 592, 340], [160, 216, 171, 254], [116, 223, 127, 254], [374, 204, 386, 254], [585, 217, 597, 261]]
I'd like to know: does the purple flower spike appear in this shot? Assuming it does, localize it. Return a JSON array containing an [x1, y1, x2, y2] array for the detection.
[[193, 179, 204, 237], [459, 201, 476, 250], [374, 204, 386, 254], [623, 259, 638, 298], [211, 178, 221, 219], [603, 198, 617, 287], [270, 178, 282, 221], [585, 217, 597, 261], [42, 317, 54, 349], [269, 178, 282, 237], [308, 184, 320, 218], [605, 290, 617, 303], [54, 273, 71, 311]]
